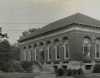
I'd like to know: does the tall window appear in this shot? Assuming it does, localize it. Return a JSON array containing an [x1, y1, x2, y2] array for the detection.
[[48, 47, 52, 60], [65, 43, 69, 58], [26, 51, 28, 61], [62, 36, 69, 59], [56, 45, 60, 59], [40, 47, 48, 63], [34, 48, 37, 61], [56, 44, 64, 60], [39, 48, 45, 63], [28, 51, 32, 61], [44, 48, 48, 62], [35, 47, 40, 61], [46, 40, 51, 61], [23, 46, 27, 61], [49, 46, 56, 61], [23, 50, 27, 61], [95, 39, 100, 59], [63, 40, 69, 59], [33, 43, 37, 61], [83, 37, 91, 57], [26, 50, 31, 61], [31, 50, 34, 61]]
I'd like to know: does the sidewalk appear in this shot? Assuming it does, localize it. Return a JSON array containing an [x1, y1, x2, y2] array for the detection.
[[35, 71, 74, 78], [35, 71, 56, 78]]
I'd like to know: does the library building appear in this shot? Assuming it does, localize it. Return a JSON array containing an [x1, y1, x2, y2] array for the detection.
[[18, 13, 100, 73]]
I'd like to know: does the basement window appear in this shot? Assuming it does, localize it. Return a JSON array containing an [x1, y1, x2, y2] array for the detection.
[[23, 46, 26, 49], [85, 65, 92, 70], [28, 45, 32, 48]]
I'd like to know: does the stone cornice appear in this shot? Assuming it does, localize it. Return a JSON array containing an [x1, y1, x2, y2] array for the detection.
[[19, 24, 100, 45]]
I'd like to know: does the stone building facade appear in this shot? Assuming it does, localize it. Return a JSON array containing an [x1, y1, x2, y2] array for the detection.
[[18, 13, 100, 72]]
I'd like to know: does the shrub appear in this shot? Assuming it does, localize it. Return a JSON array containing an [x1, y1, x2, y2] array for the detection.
[[93, 64, 100, 73], [67, 69, 72, 76], [0, 60, 24, 72], [66, 68, 83, 76], [21, 61, 33, 72], [56, 68, 64, 76], [53, 65, 58, 73], [78, 68, 83, 75]]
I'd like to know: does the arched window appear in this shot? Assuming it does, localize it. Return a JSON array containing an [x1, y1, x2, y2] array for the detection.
[[62, 36, 69, 59], [23, 46, 26, 49], [23, 50, 27, 61], [48, 47, 52, 60], [39, 48, 45, 63], [39, 42, 44, 46], [49, 46, 56, 61], [83, 37, 91, 57], [95, 39, 100, 59], [56, 45, 60, 59], [33, 43, 37, 61], [56, 44, 64, 60], [35, 47, 40, 61], [62, 36, 68, 41], [39, 47, 48, 64], [28, 45, 32, 49], [54, 38, 59, 43], [33, 43, 37, 48], [65, 43, 69, 58], [46, 40, 51, 45], [28, 50, 32, 61], [31, 49, 34, 61], [64, 40, 69, 59]]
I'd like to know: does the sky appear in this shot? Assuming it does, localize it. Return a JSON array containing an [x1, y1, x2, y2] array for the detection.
[[0, 0, 100, 44]]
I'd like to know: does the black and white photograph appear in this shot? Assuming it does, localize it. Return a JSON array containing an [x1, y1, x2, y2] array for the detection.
[[0, 0, 100, 78]]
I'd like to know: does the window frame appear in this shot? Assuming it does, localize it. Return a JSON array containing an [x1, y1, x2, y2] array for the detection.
[[64, 41, 70, 59], [55, 43, 64, 60], [83, 38, 91, 58], [48, 45, 56, 61], [95, 39, 100, 59]]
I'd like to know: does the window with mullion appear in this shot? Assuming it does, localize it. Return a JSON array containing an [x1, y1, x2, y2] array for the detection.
[[40, 48, 45, 63], [83, 44, 90, 56], [31, 49, 34, 61], [60, 45, 64, 60], [34, 48, 36, 61], [83, 38, 91, 57], [23, 50, 27, 61], [56, 45, 60, 59], [44, 48, 48, 62], [27, 50, 31, 61], [49, 47, 52, 60], [35, 47, 40, 62], [95, 44, 100, 58], [95, 40, 100, 59], [49, 46, 56, 61], [56, 45, 64, 60], [40, 47, 48, 63], [66, 44, 69, 58], [64, 43, 69, 59]]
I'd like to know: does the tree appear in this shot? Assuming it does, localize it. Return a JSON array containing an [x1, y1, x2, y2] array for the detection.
[[10, 45, 20, 60], [0, 39, 11, 62], [0, 39, 23, 72]]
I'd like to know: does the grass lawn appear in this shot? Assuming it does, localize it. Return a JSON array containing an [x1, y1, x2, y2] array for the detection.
[[1, 72, 100, 78], [0, 73, 37, 78], [72, 73, 100, 78], [85, 73, 100, 78]]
